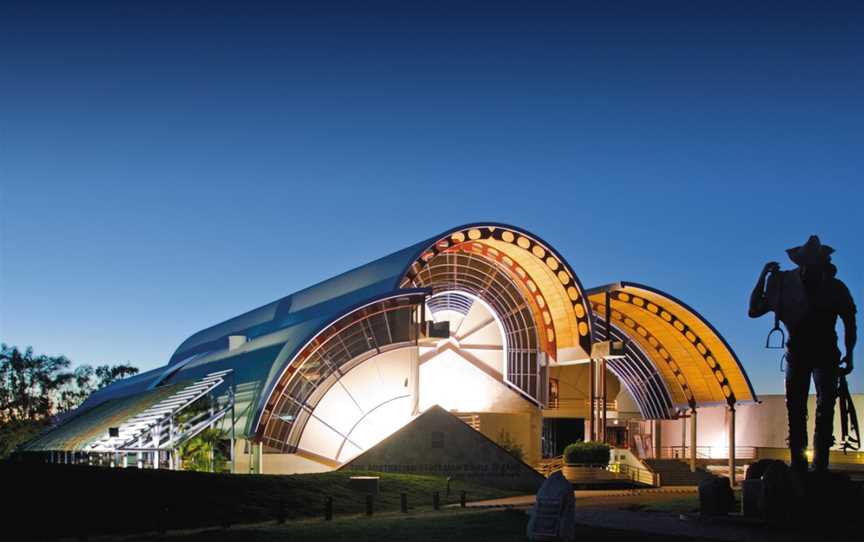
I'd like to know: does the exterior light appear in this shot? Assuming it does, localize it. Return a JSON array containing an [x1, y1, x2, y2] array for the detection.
[[590, 340, 627, 360]]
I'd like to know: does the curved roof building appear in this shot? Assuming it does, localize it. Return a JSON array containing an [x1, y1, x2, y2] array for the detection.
[[24, 223, 756, 473]]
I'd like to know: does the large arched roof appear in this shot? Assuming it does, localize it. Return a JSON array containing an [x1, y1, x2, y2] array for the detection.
[[586, 282, 757, 413], [39, 225, 757, 454]]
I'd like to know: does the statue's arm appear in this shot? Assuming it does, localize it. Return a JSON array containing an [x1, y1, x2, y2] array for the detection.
[[748, 262, 779, 318]]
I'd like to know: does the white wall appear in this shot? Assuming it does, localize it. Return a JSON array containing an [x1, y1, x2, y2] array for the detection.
[[660, 394, 864, 451]]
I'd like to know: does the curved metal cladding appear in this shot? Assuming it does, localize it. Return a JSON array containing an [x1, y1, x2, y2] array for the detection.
[[587, 282, 758, 410], [255, 291, 427, 451], [248, 223, 595, 438], [591, 317, 675, 419], [45, 224, 757, 457]]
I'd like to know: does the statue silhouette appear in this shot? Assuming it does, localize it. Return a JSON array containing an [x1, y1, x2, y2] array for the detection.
[[749, 235, 857, 473]]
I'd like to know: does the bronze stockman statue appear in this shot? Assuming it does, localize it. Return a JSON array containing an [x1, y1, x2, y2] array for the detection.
[[749, 235, 857, 473]]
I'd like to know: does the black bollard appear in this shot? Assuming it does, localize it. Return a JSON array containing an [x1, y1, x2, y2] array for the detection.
[[433, 491, 440, 510], [400, 492, 408, 513], [276, 498, 286, 524], [460, 490, 467, 508], [324, 496, 333, 521], [157, 505, 168, 535], [366, 493, 374, 516]]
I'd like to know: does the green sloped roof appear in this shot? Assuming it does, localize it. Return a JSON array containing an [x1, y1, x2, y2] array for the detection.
[[22, 384, 183, 452]]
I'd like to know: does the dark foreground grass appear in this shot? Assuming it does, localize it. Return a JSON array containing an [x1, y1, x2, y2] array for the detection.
[[1, 462, 522, 540], [102, 508, 705, 542]]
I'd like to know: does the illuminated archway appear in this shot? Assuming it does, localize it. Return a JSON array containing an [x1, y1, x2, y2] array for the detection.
[[400, 225, 594, 403]]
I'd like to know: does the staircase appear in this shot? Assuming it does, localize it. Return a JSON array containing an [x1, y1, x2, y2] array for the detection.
[[455, 413, 480, 431], [88, 369, 233, 452], [643, 459, 716, 486]]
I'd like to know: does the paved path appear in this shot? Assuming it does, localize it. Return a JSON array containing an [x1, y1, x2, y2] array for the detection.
[[464, 486, 698, 509], [464, 488, 857, 542]]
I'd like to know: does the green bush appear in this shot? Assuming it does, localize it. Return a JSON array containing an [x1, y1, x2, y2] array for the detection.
[[496, 430, 525, 461], [563, 441, 610, 465]]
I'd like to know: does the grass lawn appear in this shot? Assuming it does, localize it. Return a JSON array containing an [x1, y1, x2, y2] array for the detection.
[[618, 490, 742, 514], [101, 508, 704, 542], [2, 462, 523, 539]]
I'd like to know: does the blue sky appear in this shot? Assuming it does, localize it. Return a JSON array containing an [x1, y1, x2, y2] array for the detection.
[[1, 1, 861, 394]]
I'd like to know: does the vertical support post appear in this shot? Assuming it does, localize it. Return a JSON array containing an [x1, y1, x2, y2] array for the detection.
[[728, 404, 736, 487], [690, 407, 698, 472], [230, 373, 236, 474], [257, 441, 264, 474], [138, 436, 144, 469], [600, 290, 611, 444], [122, 453, 128, 468], [652, 419, 662, 459], [586, 357, 595, 441], [408, 345, 420, 416], [600, 357, 607, 444]]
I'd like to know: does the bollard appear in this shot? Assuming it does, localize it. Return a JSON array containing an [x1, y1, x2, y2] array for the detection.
[[460, 490, 467, 508], [220, 507, 232, 530], [324, 496, 333, 521], [366, 494, 374, 516], [400, 492, 408, 513], [433, 491, 440, 510], [276, 498, 286, 524], [157, 505, 168, 535], [446, 476, 452, 496]]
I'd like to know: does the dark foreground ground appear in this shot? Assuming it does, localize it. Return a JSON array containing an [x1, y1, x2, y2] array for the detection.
[[0, 461, 520, 540], [80, 508, 711, 542]]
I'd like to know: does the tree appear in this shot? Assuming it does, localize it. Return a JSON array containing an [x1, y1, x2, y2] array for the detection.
[[0, 344, 73, 423], [0, 343, 139, 457], [178, 427, 229, 472], [56, 362, 139, 412]]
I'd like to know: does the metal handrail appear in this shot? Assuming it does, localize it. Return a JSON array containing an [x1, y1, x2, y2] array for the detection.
[[608, 462, 660, 486], [660, 445, 757, 460], [536, 455, 564, 477], [545, 399, 618, 411]]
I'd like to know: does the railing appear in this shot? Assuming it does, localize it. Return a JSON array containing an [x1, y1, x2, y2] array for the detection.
[[455, 414, 480, 431], [545, 398, 618, 411], [535, 457, 659, 486], [660, 446, 757, 460], [536, 455, 564, 477], [609, 462, 660, 486]]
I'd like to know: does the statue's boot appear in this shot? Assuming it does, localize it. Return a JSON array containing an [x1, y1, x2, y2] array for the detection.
[[812, 444, 831, 473], [789, 447, 808, 475]]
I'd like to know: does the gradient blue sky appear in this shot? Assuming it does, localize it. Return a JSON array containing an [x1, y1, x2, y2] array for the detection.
[[1, 1, 861, 394]]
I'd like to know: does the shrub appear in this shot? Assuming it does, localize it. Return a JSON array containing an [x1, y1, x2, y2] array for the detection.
[[563, 441, 610, 465], [496, 430, 525, 461]]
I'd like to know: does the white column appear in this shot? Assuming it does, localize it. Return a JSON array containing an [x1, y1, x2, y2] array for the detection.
[[408, 345, 420, 416], [728, 405, 736, 487], [690, 408, 698, 472]]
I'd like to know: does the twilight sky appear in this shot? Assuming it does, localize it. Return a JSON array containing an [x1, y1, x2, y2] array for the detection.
[[1, 1, 861, 394]]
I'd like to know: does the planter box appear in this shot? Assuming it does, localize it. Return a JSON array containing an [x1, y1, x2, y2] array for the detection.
[[562, 465, 618, 483]]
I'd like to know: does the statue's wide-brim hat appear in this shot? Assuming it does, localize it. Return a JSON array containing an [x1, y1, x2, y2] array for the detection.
[[786, 235, 834, 265]]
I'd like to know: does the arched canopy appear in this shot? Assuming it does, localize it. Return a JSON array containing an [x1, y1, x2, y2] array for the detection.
[[587, 282, 757, 413], [400, 224, 594, 402]]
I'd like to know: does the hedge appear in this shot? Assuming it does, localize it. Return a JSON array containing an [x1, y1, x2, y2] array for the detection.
[[563, 441, 611, 465]]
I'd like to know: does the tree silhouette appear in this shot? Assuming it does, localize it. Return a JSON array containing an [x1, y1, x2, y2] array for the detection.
[[0, 343, 139, 457]]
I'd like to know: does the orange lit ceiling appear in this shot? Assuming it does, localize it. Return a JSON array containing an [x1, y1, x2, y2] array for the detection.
[[401, 225, 593, 363], [588, 283, 757, 409]]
